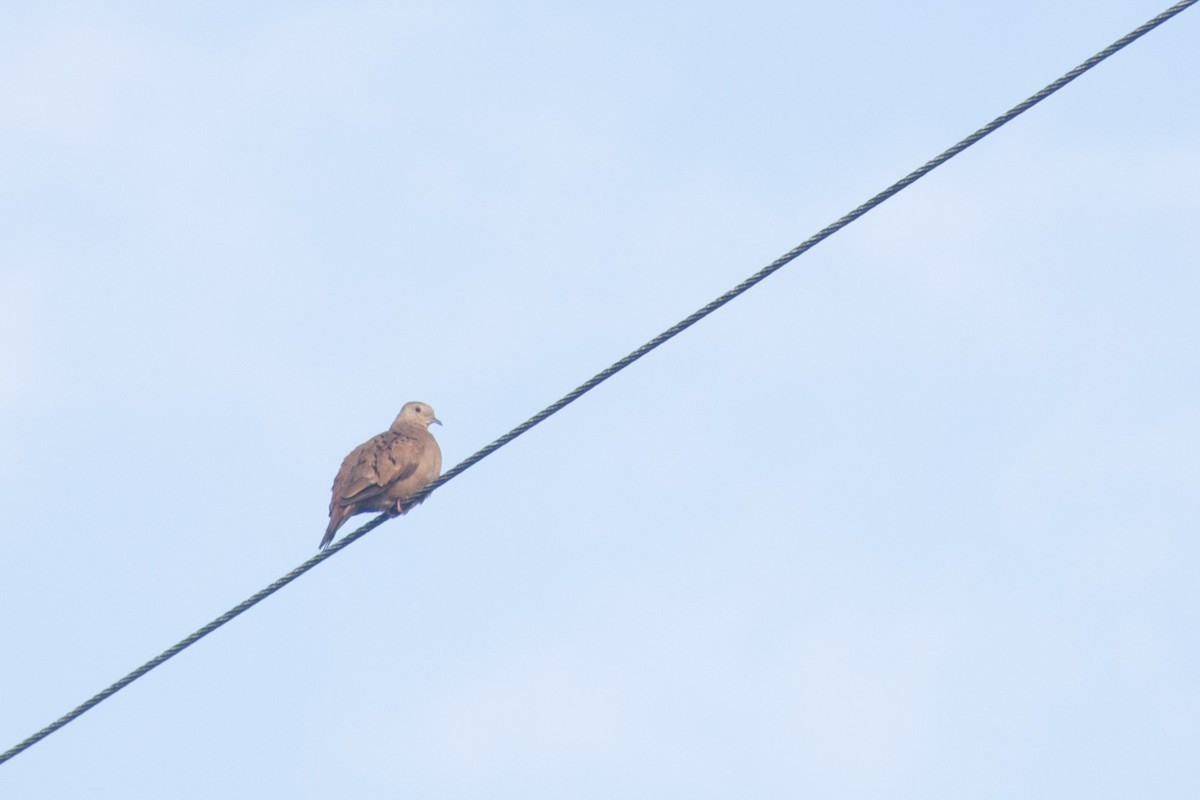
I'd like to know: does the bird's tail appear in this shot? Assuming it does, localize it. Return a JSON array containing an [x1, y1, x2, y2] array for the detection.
[[319, 514, 344, 550]]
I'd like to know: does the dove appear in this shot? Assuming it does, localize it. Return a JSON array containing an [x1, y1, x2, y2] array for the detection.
[[320, 401, 443, 550]]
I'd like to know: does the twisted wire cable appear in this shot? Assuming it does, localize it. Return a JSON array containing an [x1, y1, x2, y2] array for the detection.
[[2, 0, 1193, 767]]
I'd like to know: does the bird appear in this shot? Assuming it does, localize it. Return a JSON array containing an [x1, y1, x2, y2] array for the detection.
[[320, 401, 443, 550]]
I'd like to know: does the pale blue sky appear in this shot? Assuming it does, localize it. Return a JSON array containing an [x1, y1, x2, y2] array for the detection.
[[2, 2, 1198, 798]]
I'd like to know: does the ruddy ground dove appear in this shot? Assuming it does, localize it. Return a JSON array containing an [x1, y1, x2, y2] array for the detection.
[[320, 401, 443, 550]]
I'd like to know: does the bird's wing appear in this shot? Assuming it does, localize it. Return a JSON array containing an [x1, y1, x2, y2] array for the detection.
[[333, 431, 425, 508]]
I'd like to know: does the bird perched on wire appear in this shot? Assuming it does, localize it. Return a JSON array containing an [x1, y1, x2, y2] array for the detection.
[[320, 401, 443, 550]]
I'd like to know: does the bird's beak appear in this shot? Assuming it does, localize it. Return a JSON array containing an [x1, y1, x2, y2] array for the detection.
[[432, 417, 443, 426]]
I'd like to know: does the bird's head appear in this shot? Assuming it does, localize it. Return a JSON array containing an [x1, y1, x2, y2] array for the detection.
[[394, 401, 442, 430]]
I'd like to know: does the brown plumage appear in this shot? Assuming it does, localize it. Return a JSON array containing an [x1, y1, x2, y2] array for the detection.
[[320, 401, 443, 550]]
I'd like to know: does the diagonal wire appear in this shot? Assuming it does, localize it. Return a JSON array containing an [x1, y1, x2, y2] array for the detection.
[[2, 0, 1194, 768]]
